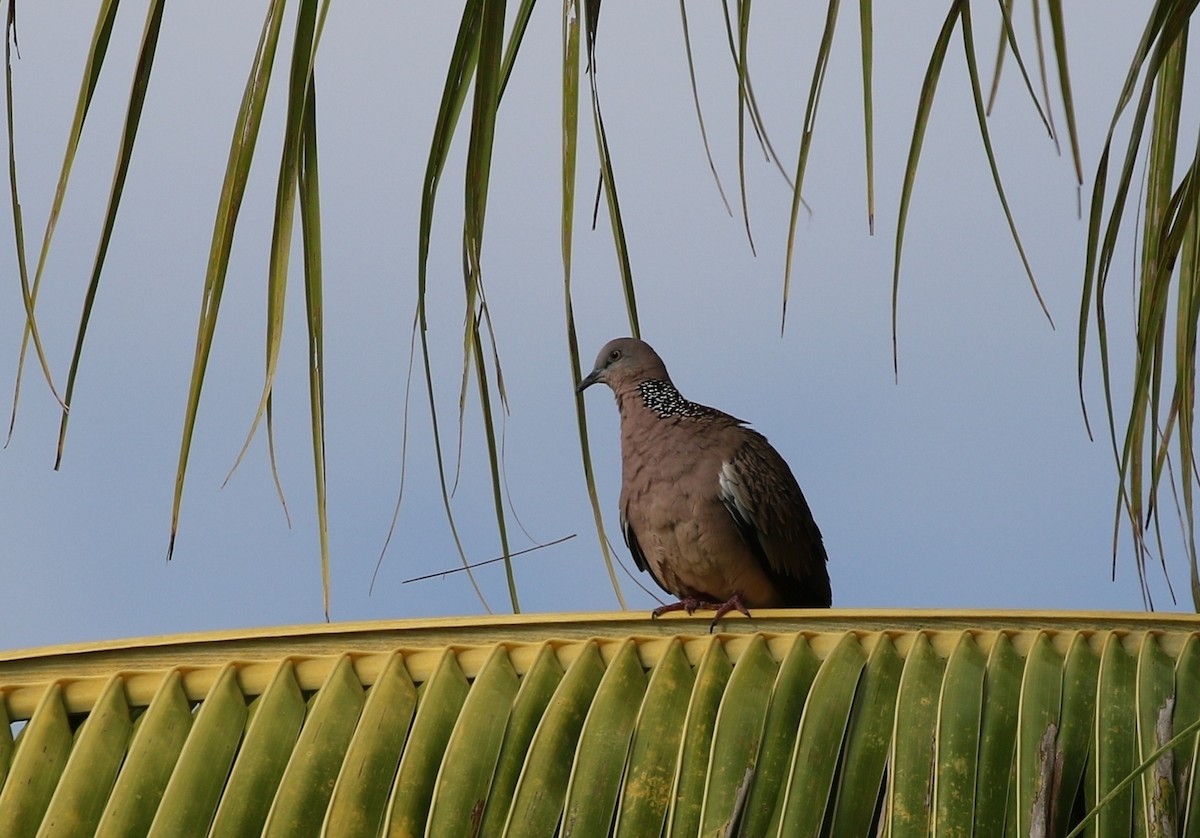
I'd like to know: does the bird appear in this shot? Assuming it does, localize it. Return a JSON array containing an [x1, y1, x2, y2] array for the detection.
[[577, 337, 831, 628]]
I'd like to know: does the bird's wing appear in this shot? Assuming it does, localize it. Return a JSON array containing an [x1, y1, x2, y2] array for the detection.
[[717, 431, 831, 605], [621, 500, 676, 596], [620, 502, 650, 575]]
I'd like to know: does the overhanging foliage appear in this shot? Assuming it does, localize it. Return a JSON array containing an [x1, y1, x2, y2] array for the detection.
[[7, 2, 1200, 614]]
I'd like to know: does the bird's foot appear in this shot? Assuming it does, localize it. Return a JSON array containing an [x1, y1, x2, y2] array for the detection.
[[652, 597, 710, 618], [707, 593, 752, 633], [651, 593, 752, 633]]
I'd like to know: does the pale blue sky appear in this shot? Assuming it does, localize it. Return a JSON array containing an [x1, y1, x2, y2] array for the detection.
[[0, 3, 1177, 651]]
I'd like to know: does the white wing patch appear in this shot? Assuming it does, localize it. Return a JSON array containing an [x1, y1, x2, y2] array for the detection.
[[718, 460, 756, 534]]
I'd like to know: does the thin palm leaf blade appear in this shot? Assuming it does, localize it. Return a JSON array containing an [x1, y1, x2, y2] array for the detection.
[[984, 0, 1054, 134], [56, 0, 166, 466], [457, 0, 522, 613], [225, 0, 327, 503], [1015, 632, 1064, 837], [858, 0, 875, 233], [973, 633, 1023, 835], [148, 666, 248, 837], [478, 644, 564, 837], [385, 649, 470, 836], [503, 641, 605, 836], [409, 0, 491, 610], [1089, 633, 1138, 836], [583, 1, 639, 337], [781, 0, 841, 329], [730, 0, 761, 257], [959, 3, 1052, 326], [932, 633, 986, 838], [1026, 0, 1063, 156], [426, 646, 519, 835], [298, 78, 331, 622], [1135, 633, 1178, 835], [1178, 153, 1200, 610], [470, 332, 520, 611], [892, 2, 959, 374], [208, 660, 306, 837], [613, 639, 693, 838], [1139, 29, 1183, 283], [36, 676, 132, 836], [886, 633, 945, 836], [1132, 27, 1188, 606], [665, 637, 733, 838], [3, 1, 36, 444], [322, 654, 416, 836], [698, 634, 778, 835], [985, 0, 1014, 114], [775, 632, 867, 836], [462, 0, 503, 246], [495, 0, 534, 94], [168, 0, 288, 559], [263, 656, 365, 836], [562, 641, 647, 835], [1175, 637, 1200, 834], [95, 672, 192, 837], [1053, 634, 1101, 838], [826, 634, 903, 837], [678, 0, 733, 216], [1084, 1, 1181, 308], [10, 0, 120, 417], [1045, 0, 1083, 184], [739, 634, 822, 836], [417, 0, 481, 284], [564, 0, 626, 608], [0, 684, 71, 835]]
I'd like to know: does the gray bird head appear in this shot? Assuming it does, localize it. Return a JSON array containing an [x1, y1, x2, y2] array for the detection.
[[577, 337, 672, 395]]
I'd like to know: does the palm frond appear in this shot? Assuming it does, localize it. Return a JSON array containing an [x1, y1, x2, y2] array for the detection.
[[0, 612, 1197, 833]]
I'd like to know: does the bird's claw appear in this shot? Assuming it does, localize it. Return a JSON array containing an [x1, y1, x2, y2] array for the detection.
[[707, 593, 752, 633], [652, 597, 704, 618], [651, 593, 753, 633]]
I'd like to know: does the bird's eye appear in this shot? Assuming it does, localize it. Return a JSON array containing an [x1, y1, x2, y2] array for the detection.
[[608, 349, 622, 362]]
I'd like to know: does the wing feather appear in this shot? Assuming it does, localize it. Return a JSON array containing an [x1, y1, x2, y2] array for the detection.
[[717, 431, 831, 606], [620, 503, 650, 574]]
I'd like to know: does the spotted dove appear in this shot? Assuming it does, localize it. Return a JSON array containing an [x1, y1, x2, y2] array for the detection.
[[577, 337, 831, 626]]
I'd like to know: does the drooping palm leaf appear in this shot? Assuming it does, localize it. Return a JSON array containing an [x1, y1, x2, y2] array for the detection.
[[54, 0, 165, 469], [17, 1, 1200, 622], [413, 0, 492, 613], [564, 0, 627, 608], [893, 3, 959, 378], [298, 81, 330, 624], [167, 0, 288, 561], [1080, 0, 1200, 608], [781, 0, 841, 332], [678, 1, 733, 217], [582, 0, 639, 336], [222, 0, 327, 507]]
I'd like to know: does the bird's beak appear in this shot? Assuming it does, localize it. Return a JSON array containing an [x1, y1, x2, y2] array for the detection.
[[576, 368, 602, 393]]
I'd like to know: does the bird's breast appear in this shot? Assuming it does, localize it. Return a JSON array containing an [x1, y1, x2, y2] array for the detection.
[[618, 423, 781, 606]]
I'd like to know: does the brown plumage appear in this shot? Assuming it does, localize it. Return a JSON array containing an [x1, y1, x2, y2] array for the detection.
[[577, 337, 831, 627]]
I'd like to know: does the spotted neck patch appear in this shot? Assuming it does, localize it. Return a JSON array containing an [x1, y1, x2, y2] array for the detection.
[[637, 379, 720, 419]]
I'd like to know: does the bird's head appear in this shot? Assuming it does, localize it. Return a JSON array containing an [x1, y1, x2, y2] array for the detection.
[[577, 337, 672, 396]]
